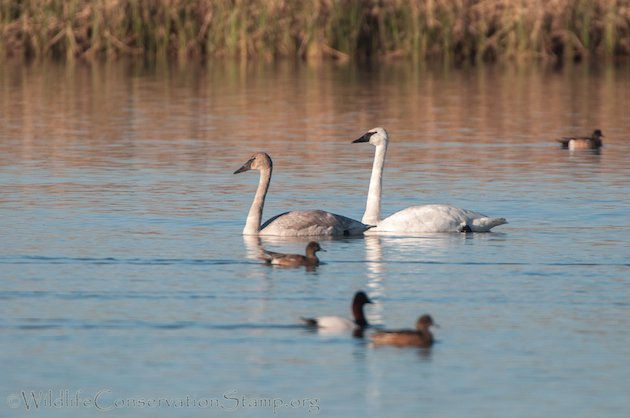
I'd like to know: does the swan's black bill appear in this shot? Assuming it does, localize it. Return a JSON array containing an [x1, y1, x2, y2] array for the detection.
[[234, 158, 254, 174], [352, 131, 377, 143]]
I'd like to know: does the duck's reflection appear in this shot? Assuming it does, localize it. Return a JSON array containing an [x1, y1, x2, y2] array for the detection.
[[568, 148, 602, 161]]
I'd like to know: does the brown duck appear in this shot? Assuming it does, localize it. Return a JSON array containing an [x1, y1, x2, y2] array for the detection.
[[261, 241, 324, 267], [371, 314, 436, 348]]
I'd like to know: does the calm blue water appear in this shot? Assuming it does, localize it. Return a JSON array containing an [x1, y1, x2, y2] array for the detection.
[[1, 61, 629, 417]]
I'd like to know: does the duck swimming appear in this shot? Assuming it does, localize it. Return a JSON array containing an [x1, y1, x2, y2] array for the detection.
[[261, 241, 324, 267], [370, 314, 436, 348], [558, 129, 604, 150], [301, 291, 373, 332], [234, 152, 372, 236]]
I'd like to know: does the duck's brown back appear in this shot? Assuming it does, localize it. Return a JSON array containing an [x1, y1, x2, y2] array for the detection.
[[371, 330, 433, 347]]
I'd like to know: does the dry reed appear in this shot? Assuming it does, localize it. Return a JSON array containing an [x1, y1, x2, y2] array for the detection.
[[1, 0, 628, 63]]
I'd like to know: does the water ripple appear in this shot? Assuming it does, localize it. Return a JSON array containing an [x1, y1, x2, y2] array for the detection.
[[2, 319, 304, 331], [0, 255, 626, 267], [0, 255, 253, 266]]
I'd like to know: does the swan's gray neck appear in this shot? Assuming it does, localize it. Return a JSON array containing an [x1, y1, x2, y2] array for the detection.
[[362, 142, 387, 225], [243, 166, 271, 235]]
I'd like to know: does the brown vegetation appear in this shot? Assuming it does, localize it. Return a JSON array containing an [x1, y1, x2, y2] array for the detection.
[[1, 0, 629, 63]]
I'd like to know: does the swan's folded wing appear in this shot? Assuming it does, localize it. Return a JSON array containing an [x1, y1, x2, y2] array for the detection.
[[378, 204, 506, 233], [261, 210, 370, 236], [378, 204, 472, 232]]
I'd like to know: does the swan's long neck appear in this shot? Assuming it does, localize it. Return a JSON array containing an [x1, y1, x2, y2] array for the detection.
[[362, 143, 387, 225], [243, 166, 271, 235]]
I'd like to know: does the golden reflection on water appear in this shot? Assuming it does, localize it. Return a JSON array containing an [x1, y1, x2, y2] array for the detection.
[[0, 62, 630, 219], [1, 61, 628, 173]]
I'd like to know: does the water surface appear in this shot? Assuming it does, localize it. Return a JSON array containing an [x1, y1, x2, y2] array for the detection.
[[1, 61, 629, 417]]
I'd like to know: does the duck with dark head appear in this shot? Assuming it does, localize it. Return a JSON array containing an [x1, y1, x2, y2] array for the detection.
[[558, 129, 604, 150], [301, 291, 373, 336]]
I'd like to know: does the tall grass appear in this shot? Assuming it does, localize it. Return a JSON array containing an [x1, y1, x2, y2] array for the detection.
[[1, 0, 629, 63]]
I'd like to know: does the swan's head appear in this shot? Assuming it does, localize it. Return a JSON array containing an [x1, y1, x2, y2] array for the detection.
[[352, 127, 389, 147], [234, 152, 273, 174]]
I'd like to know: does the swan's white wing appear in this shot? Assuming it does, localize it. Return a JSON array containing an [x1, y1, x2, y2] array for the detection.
[[261, 210, 371, 236], [376, 204, 506, 233]]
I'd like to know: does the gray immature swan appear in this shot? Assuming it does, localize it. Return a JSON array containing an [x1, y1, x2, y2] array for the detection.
[[234, 152, 372, 236]]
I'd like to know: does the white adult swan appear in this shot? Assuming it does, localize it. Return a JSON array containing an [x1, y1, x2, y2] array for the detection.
[[234, 152, 372, 236], [352, 127, 507, 233]]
